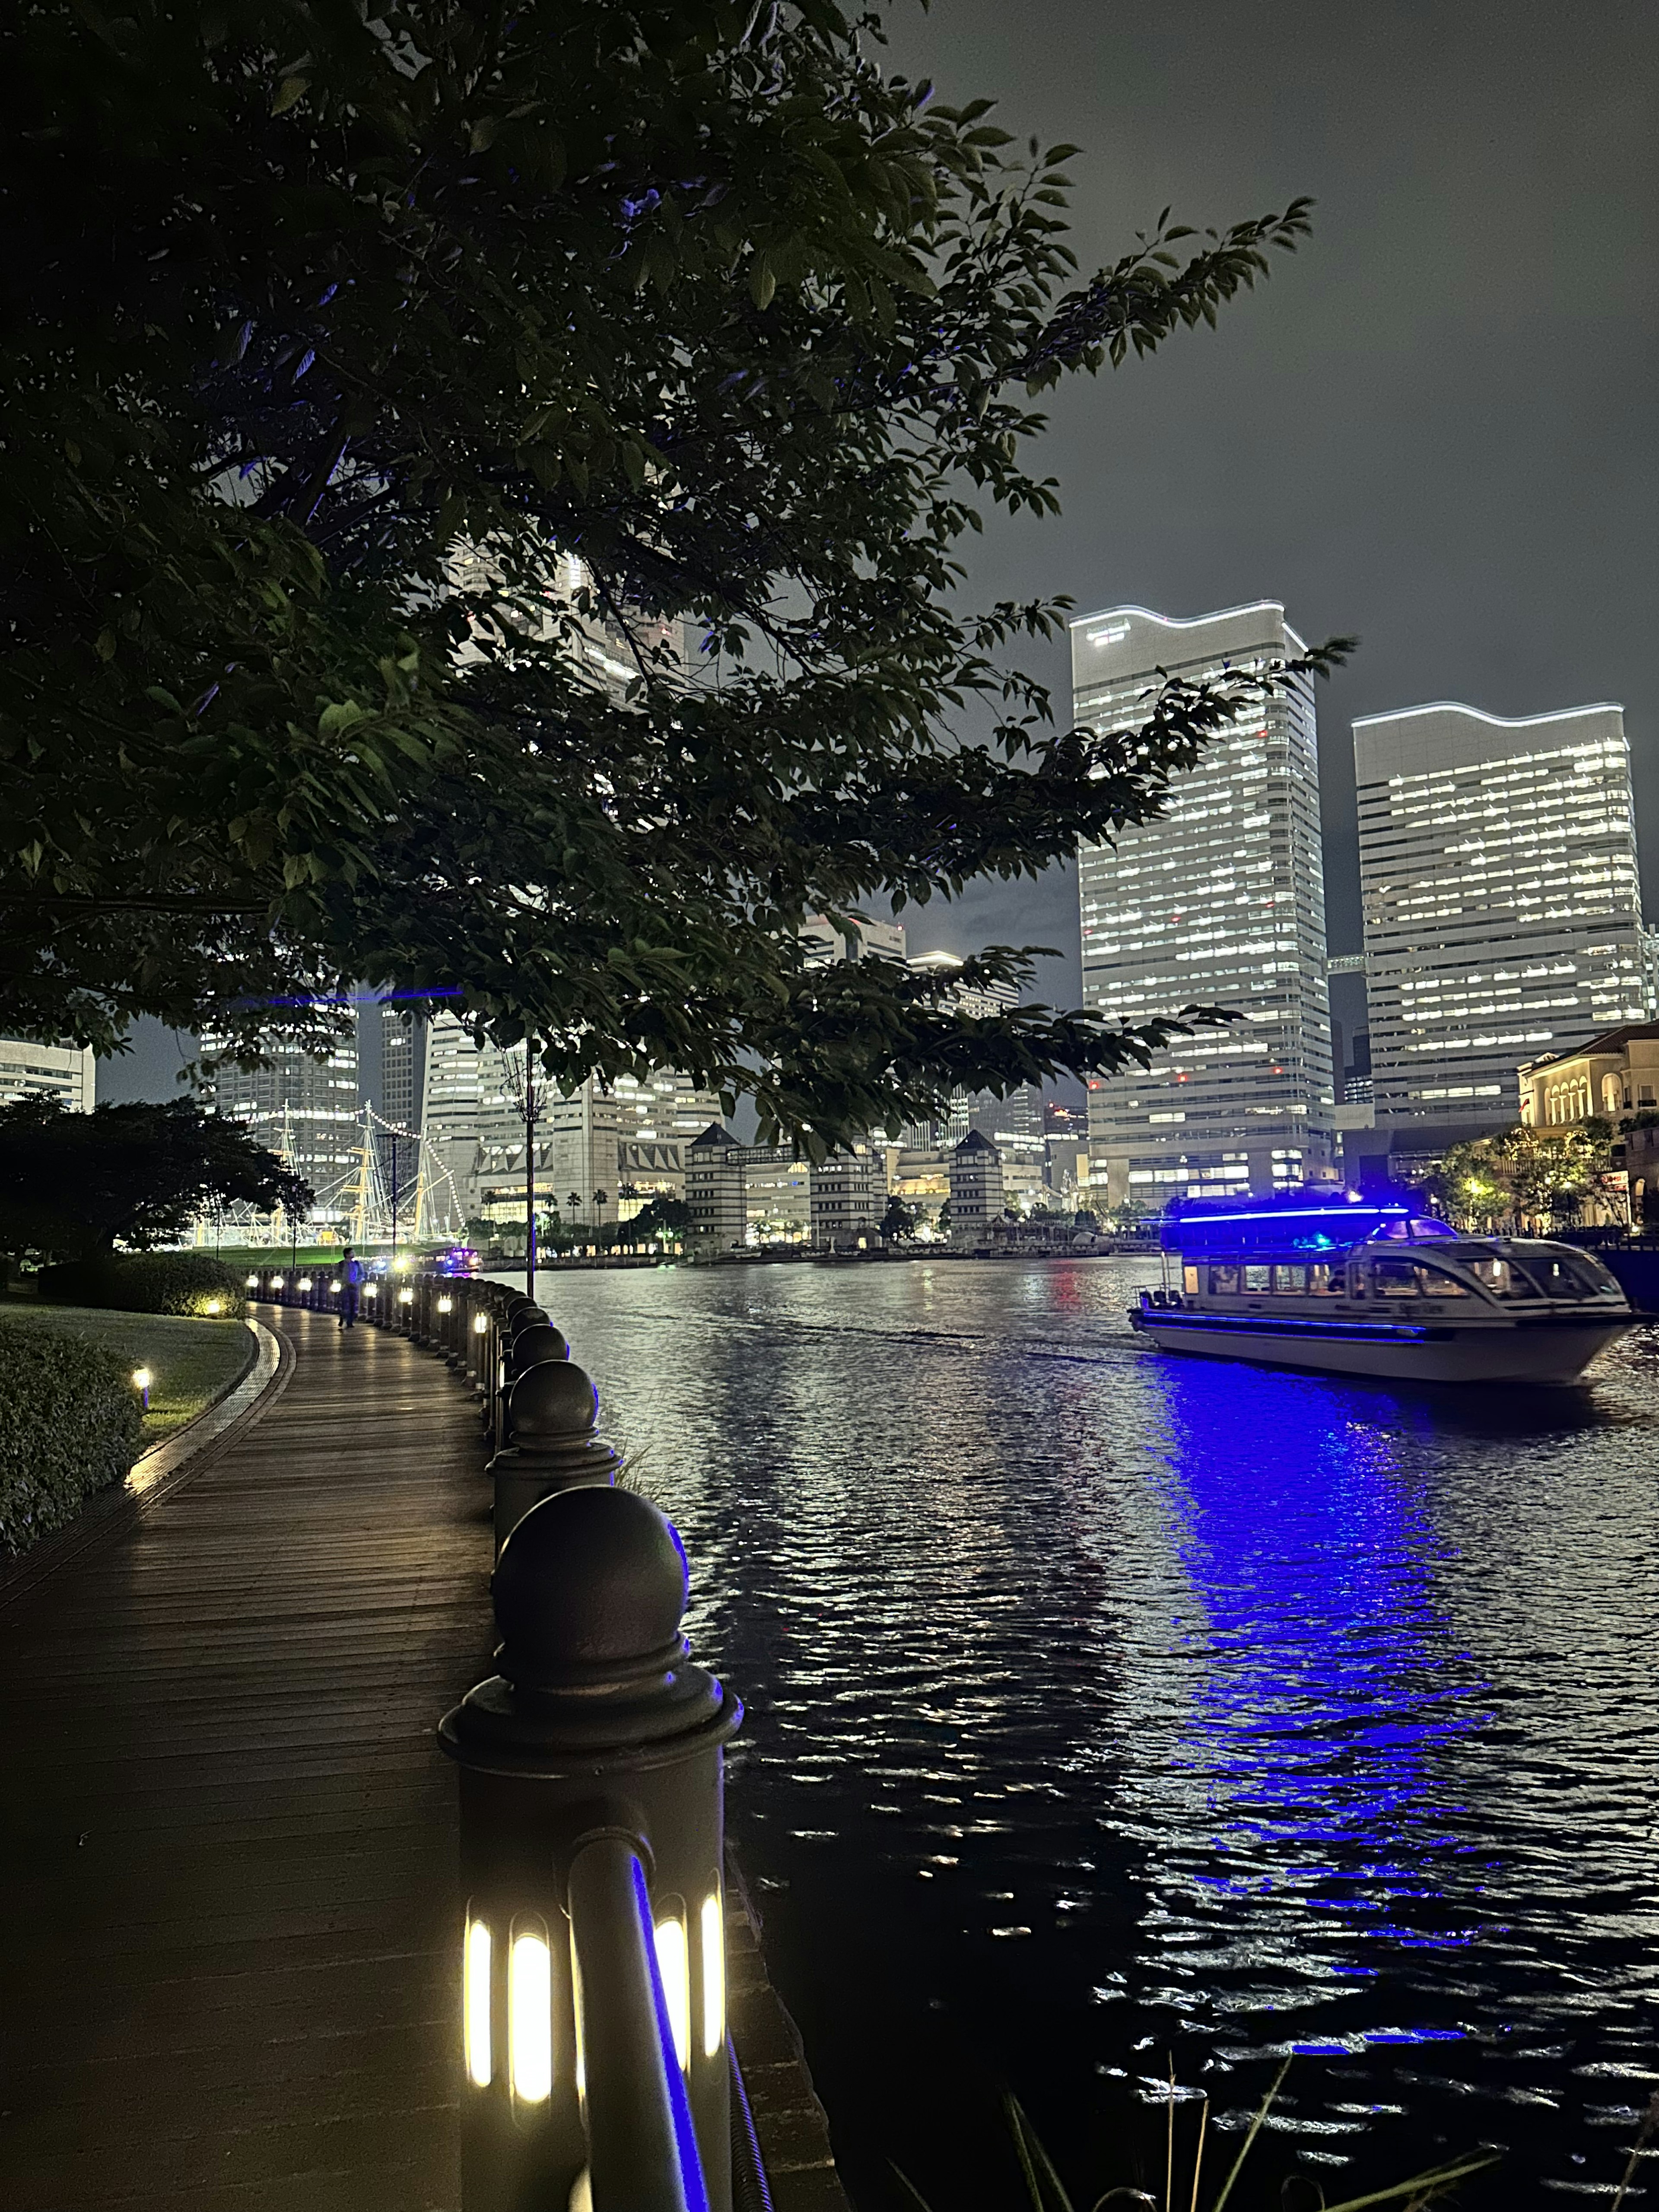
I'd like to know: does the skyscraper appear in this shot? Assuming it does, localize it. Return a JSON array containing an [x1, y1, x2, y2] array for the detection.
[[205, 1034, 359, 1223], [1074, 602, 1335, 1203], [0, 1038, 95, 1112], [1354, 701, 1653, 1129]]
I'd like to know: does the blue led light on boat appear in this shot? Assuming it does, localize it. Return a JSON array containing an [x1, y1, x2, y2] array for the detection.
[[1160, 1188, 1456, 1260]]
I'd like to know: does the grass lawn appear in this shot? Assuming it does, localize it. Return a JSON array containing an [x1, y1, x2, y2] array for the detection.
[[0, 1305, 255, 1445]]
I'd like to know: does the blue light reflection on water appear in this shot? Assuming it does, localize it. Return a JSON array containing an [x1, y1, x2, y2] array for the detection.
[[486, 1259, 1659, 2206]]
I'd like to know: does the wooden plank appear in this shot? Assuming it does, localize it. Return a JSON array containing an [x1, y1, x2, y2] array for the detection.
[[0, 1308, 487, 2212]]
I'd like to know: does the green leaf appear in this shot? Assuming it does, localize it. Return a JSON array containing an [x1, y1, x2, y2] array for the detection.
[[271, 76, 308, 115]]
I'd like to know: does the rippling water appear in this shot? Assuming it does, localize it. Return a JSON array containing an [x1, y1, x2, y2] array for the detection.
[[493, 1258, 1659, 2207]]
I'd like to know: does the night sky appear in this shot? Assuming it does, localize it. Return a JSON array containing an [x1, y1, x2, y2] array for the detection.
[[104, 0, 1657, 1100]]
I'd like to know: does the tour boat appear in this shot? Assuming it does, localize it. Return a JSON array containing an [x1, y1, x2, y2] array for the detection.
[[1129, 1191, 1636, 1383]]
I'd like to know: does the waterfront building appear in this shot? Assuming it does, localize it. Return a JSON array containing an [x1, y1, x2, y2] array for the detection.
[[809, 1147, 882, 1252], [204, 1033, 359, 1224], [684, 1123, 747, 1250], [0, 1037, 95, 1112], [741, 1147, 812, 1243], [1519, 1022, 1659, 1128], [1354, 701, 1653, 1130], [949, 1130, 1004, 1246], [1073, 602, 1336, 1203], [801, 914, 908, 966]]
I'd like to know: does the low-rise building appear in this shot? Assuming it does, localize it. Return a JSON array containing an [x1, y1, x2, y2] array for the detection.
[[809, 1147, 882, 1252], [1519, 1023, 1659, 1129], [684, 1124, 747, 1251], [949, 1131, 1004, 1247]]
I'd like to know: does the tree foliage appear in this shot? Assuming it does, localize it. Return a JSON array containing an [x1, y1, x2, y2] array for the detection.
[[1428, 1122, 1618, 1232], [0, 1097, 313, 1260], [2, 0, 1344, 1140]]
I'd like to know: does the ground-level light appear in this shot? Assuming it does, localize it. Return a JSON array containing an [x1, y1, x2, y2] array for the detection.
[[438, 1295, 454, 1314], [132, 1367, 152, 1410], [474, 1313, 489, 1335], [363, 1284, 378, 1300], [270, 1275, 284, 1290], [298, 1276, 313, 1292], [245, 1273, 259, 1287], [203, 1299, 223, 1316], [399, 1288, 414, 1305]]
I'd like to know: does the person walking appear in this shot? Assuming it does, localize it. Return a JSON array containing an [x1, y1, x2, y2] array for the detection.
[[339, 1245, 364, 1330]]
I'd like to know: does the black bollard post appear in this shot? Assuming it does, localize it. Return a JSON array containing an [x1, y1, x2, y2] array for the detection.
[[495, 1321, 569, 1455], [490, 1360, 619, 1553], [439, 1487, 742, 2212]]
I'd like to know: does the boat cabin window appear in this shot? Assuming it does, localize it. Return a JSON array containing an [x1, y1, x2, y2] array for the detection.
[[1454, 1255, 1532, 1300], [1307, 1262, 1343, 1296], [1367, 1256, 1474, 1298], [1271, 1264, 1306, 1294], [1182, 1265, 1201, 1295], [1243, 1264, 1271, 1294], [1511, 1247, 1621, 1301], [1210, 1264, 1241, 1294]]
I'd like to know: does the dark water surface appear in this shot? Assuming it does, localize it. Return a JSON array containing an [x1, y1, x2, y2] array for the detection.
[[493, 1259, 1659, 2208]]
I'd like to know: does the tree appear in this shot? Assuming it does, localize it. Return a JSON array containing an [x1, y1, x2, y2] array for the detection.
[[629, 1194, 691, 1245], [1430, 1122, 1618, 1232], [2, 2, 1345, 1138], [0, 1096, 312, 1260], [880, 1193, 919, 1244]]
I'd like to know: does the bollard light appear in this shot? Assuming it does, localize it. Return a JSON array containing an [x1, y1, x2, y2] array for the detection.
[[399, 1287, 414, 1305], [270, 1274, 285, 1290], [364, 1284, 378, 1300], [329, 1280, 341, 1296], [204, 1299, 223, 1316], [132, 1366, 152, 1411], [246, 1273, 259, 1287], [440, 1487, 741, 2212], [474, 1312, 489, 1335], [438, 1295, 454, 1314], [298, 1276, 313, 1292]]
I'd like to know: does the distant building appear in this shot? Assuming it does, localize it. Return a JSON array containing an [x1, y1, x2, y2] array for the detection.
[[1355, 700, 1654, 1131], [1074, 601, 1336, 1204], [809, 1147, 882, 1251], [742, 1147, 812, 1243], [1519, 1022, 1659, 1130], [204, 1035, 359, 1224], [801, 914, 908, 966], [0, 1038, 95, 1113], [684, 1123, 747, 1250], [949, 1130, 1004, 1246]]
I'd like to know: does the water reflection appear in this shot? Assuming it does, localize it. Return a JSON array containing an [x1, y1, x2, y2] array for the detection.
[[489, 1261, 1659, 2204]]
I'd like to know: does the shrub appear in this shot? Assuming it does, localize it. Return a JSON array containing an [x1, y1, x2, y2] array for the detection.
[[36, 1252, 248, 1319], [0, 1324, 144, 1557]]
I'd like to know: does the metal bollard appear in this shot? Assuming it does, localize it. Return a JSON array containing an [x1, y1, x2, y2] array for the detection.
[[439, 1486, 742, 2212], [490, 1360, 619, 1554], [495, 1322, 569, 1456]]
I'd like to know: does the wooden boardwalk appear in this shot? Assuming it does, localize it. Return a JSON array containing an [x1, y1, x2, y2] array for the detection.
[[0, 1307, 493, 2212]]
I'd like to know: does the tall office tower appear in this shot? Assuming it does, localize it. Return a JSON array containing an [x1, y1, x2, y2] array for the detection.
[[1074, 602, 1335, 1203], [374, 1003, 427, 1219], [0, 1038, 95, 1112], [903, 950, 1028, 1149], [1354, 702, 1652, 1129], [205, 1035, 359, 1222]]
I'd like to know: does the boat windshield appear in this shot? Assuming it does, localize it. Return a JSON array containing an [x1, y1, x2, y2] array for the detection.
[[1508, 1243, 1627, 1302]]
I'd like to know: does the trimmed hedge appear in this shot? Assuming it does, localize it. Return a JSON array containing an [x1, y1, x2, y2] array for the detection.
[[37, 1252, 248, 1319], [0, 1323, 143, 1557]]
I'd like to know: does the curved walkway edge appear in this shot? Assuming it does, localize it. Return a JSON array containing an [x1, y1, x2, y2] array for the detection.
[[0, 1316, 294, 1614]]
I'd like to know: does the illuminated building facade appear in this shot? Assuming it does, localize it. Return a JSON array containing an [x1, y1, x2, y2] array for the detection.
[[1074, 602, 1336, 1203], [1354, 702, 1653, 1128], [0, 1037, 95, 1112], [205, 1034, 359, 1222]]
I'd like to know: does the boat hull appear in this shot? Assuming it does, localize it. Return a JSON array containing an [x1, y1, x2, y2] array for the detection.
[[1129, 1308, 1633, 1384]]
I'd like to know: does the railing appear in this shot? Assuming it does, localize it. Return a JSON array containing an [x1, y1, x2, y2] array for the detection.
[[249, 1264, 762, 2212]]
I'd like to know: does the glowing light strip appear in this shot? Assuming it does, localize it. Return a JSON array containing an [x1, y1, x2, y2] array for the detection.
[[1353, 701, 1623, 731]]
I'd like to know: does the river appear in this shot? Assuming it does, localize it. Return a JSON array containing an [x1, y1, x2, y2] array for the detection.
[[489, 1257, 1659, 2209]]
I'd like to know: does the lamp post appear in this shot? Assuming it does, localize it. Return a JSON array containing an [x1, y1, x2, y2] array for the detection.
[[503, 1040, 544, 1308], [439, 1487, 741, 2212]]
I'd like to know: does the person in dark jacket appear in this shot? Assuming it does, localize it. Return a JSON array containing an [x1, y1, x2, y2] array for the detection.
[[340, 1246, 364, 1329]]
